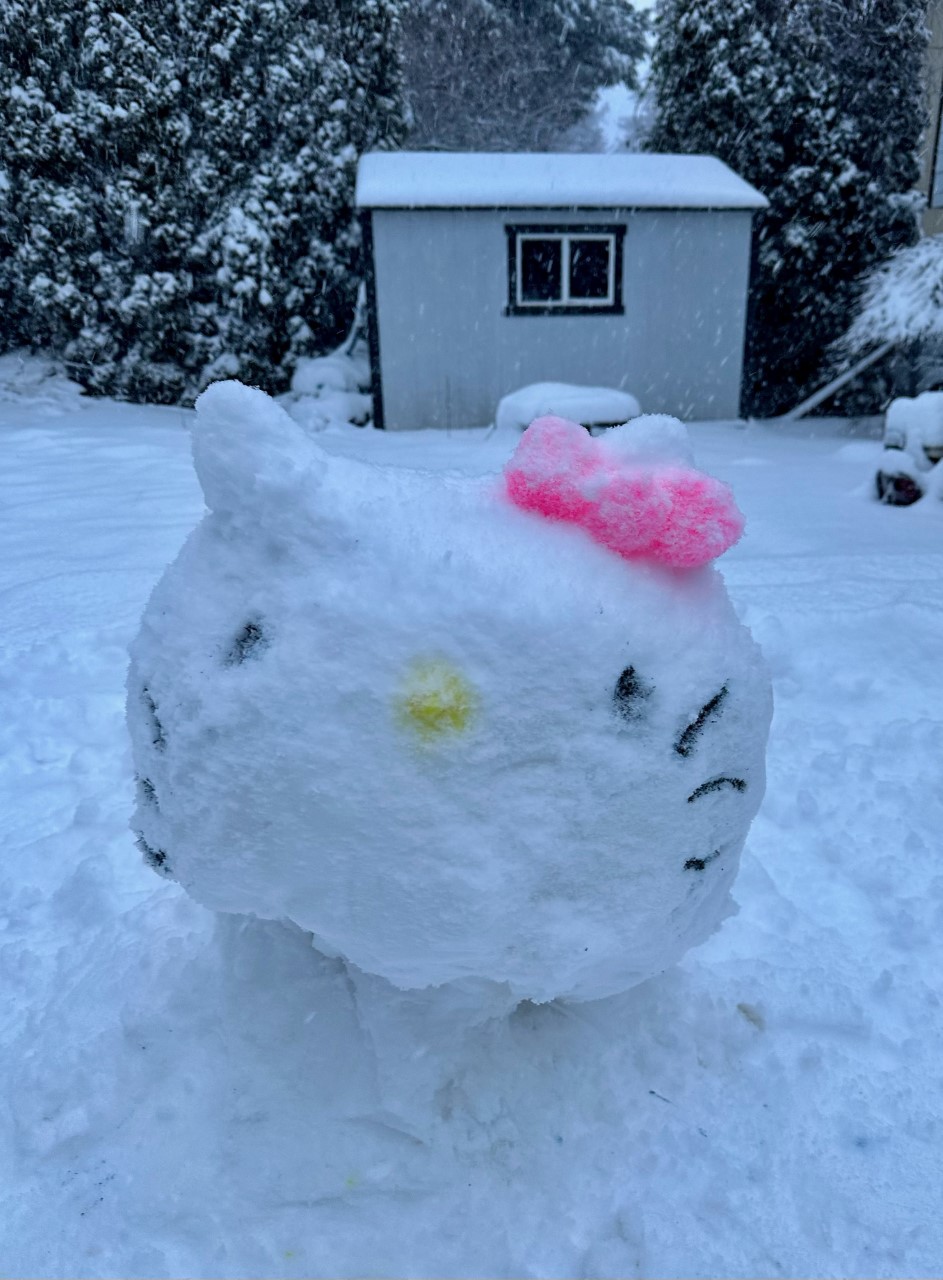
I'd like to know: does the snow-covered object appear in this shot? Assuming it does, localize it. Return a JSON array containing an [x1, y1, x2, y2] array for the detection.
[[284, 390, 373, 435], [355, 151, 768, 211], [884, 392, 943, 462], [0, 351, 85, 418], [290, 351, 369, 397], [875, 393, 943, 505], [874, 446, 925, 506], [127, 381, 771, 1005], [284, 345, 372, 434], [505, 415, 743, 568], [495, 382, 641, 433]]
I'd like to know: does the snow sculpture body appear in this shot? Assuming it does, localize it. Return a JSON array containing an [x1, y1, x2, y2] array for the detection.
[[128, 382, 771, 1004]]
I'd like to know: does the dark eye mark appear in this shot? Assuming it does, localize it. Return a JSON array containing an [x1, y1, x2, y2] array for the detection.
[[136, 775, 159, 807], [135, 832, 172, 877], [141, 687, 166, 751], [613, 666, 654, 722], [675, 685, 728, 757], [684, 849, 721, 872], [226, 620, 267, 666], [687, 776, 746, 803]]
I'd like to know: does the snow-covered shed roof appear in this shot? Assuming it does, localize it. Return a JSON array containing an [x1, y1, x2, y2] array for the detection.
[[355, 151, 768, 212]]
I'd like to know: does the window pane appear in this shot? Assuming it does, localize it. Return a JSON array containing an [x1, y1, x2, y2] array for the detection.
[[569, 238, 611, 300], [520, 238, 561, 302]]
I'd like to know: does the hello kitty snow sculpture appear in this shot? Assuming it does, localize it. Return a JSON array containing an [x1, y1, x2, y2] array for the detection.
[[128, 382, 771, 1004]]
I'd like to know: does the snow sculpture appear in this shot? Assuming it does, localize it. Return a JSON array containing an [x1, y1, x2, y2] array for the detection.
[[127, 382, 772, 1005]]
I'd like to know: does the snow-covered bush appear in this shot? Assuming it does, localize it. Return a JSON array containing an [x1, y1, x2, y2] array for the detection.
[[128, 382, 771, 1007], [648, 0, 926, 417], [842, 236, 943, 355], [280, 342, 373, 432], [285, 389, 374, 433], [0, 0, 406, 403], [291, 352, 370, 398]]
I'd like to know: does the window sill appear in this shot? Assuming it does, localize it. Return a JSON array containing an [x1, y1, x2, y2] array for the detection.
[[503, 304, 625, 317]]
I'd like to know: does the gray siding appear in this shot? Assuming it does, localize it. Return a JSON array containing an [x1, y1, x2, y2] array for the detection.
[[370, 207, 754, 429]]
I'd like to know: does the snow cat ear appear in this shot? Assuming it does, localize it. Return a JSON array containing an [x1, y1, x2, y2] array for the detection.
[[192, 380, 325, 518]]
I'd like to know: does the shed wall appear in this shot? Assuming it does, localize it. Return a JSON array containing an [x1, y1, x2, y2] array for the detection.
[[370, 207, 753, 429]]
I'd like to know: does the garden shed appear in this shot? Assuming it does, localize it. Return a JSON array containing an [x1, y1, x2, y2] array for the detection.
[[355, 151, 768, 430]]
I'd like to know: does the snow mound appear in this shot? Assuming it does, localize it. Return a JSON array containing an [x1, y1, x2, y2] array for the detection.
[[287, 390, 373, 434], [495, 381, 641, 433], [0, 350, 85, 418], [291, 350, 369, 397], [282, 348, 373, 434], [127, 382, 771, 1006]]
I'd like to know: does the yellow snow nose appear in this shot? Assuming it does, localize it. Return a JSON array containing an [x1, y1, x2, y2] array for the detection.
[[394, 658, 479, 741]]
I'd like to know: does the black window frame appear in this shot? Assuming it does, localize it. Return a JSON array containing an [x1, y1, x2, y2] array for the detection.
[[505, 223, 626, 316], [932, 85, 943, 208]]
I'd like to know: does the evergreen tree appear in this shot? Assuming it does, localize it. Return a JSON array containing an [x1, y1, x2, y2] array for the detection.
[[826, 0, 927, 255], [400, 0, 647, 152], [648, 0, 926, 417], [0, 0, 406, 402]]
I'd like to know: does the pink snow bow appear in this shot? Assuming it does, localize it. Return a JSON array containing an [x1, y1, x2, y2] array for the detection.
[[503, 415, 744, 569]]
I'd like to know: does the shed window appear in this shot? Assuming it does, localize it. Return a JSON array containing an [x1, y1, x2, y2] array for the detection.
[[507, 225, 625, 315]]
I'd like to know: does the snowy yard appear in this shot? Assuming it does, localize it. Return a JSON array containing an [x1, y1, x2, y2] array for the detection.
[[2, 384, 943, 1277]]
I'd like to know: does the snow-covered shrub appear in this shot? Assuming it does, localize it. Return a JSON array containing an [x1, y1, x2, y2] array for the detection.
[[128, 382, 771, 1007], [291, 352, 370, 398], [648, 0, 926, 417], [281, 341, 373, 432], [0, 0, 406, 403], [842, 237, 943, 356], [286, 390, 373, 433]]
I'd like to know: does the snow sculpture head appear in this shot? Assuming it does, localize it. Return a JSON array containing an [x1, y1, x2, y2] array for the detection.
[[128, 382, 771, 1005]]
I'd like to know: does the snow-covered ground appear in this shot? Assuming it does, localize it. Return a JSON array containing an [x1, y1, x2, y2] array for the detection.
[[2, 377, 942, 1278]]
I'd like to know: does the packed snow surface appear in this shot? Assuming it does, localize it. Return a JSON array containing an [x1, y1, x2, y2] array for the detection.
[[2, 375, 943, 1276], [127, 386, 770, 1004], [355, 150, 769, 210], [494, 380, 641, 432]]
